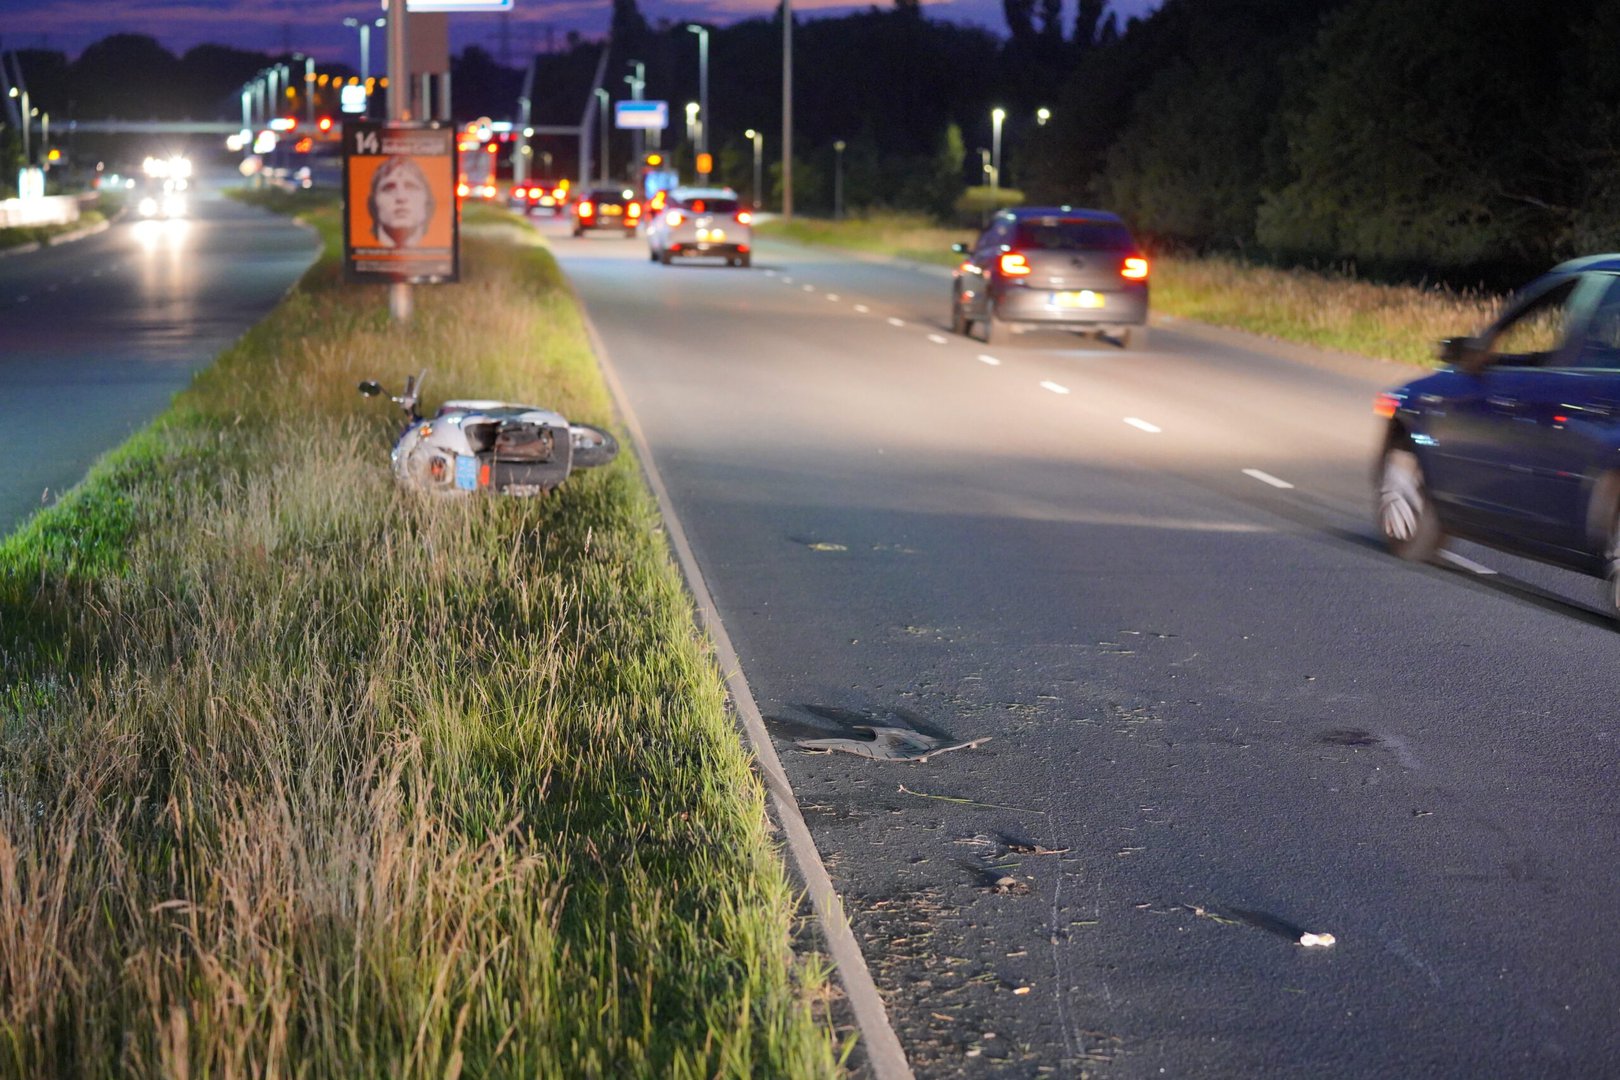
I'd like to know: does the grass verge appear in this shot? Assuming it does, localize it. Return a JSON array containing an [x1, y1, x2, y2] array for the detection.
[[757, 213, 1506, 366], [0, 210, 107, 252], [0, 201, 844, 1078]]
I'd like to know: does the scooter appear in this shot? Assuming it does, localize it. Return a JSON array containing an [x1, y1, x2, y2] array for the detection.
[[359, 371, 618, 496]]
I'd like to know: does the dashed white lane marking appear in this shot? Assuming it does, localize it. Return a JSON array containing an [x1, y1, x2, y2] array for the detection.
[[782, 276, 794, 283], [765, 269, 777, 276], [1440, 551, 1498, 576], [1040, 380, 1071, 395], [887, 317, 905, 328], [1124, 417, 1162, 433], [1242, 468, 1295, 490], [977, 354, 1002, 366], [854, 303, 870, 313], [802, 284, 815, 292], [16, 296, 28, 302], [927, 333, 949, 345], [827, 293, 840, 301]]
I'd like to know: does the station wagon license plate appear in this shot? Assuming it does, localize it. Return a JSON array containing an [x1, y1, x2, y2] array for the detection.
[[1051, 290, 1104, 309]]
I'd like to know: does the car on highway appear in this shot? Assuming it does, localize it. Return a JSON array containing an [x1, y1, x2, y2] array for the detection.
[[572, 187, 643, 237], [646, 186, 752, 267], [1375, 254, 1620, 614], [510, 178, 571, 216], [950, 207, 1150, 348]]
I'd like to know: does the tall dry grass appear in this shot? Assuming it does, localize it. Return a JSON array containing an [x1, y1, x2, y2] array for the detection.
[[0, 204, 842, 1078]]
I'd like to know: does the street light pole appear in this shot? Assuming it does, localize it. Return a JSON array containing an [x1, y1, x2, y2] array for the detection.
[[385, 0, 412, 323], [624, 61, 645, 167], [744, 128, 763, 209], [991, 107, 1005, 190], [833, 139, 845, 221], [686, 24, 709, 176], [782, 0, 793, 220], [304, 56, 316, 125], [7, 87, 28, 166], [593, 87, 610, 183]]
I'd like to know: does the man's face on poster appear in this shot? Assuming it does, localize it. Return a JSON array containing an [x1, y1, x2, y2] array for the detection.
[[375, 163, 431, 238]]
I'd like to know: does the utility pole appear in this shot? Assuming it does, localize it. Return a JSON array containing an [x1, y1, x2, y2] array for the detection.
[[386, 0, 411, 323], [782, 0, 793, 219]]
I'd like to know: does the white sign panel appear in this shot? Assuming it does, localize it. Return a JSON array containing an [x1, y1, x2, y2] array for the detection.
[[407, 0, 513, 9], [615, 100, 669, 131]]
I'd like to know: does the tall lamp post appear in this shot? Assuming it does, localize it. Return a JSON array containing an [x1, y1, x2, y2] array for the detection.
[[7, 87, 29, 167], [991, 107, 1005, 190], [593, 88, 610, 183], [782, 0, 792, 220], [686, 24, 709, 177], [624, 60, 645, 165], [1036, 106, 1050, 127], [345, 17, 386, 87], [833, 139, 845, 221], [744, 128, 763, 209]]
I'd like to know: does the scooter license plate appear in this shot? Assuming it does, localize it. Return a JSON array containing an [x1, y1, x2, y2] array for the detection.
[[454, 454, 480, 491]]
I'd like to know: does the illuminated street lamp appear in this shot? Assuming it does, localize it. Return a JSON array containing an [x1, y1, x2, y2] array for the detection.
[[1036, 106, 1051, 126], [686, 24, 710, 161], [833, 139, 846, 221], [344, 17, 386, 87], [990, 107, 1006, 190], [744, 128, 763, 209], [7, 87, 28, 166], [685, 101, 700, 149]]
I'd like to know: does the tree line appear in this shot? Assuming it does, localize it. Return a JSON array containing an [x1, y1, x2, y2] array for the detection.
[[15, 0, 1620, 283]]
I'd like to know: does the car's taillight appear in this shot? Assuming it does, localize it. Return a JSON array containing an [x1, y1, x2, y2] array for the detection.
[[998, 252, 1032, 276], [1121, 255, 1149, 280], [666, 210, 684, 227], [736, 210, 753, 225], [456, 182, 470, 198], [512, 186, 527, 199], [1374, 392, 1400, 419], [628, 203, 641, 217], [579, 201, 595, 217]]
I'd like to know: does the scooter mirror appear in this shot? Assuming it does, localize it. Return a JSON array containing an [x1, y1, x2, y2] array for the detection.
[[358, 380, 382, 396]]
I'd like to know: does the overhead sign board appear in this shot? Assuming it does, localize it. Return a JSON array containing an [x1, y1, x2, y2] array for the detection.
[[343, 121, 459, 285], [615, 100, 669, 131], [407, 0, 513, 10]]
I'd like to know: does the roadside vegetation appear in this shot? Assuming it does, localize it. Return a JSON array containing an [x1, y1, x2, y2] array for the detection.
[[0, 200, 843, 1078], [0, 209, 107, 252], [757, 214, 1505, 367]]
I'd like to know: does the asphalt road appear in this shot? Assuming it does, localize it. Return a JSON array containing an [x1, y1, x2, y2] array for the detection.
[[550, 220, 1620, 1079], [0, 174, 320, 538]]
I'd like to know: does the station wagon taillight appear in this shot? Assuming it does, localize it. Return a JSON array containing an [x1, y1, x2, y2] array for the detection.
[[628, 202, 641, 217], [736, 210, 753, 225], [1121, 256, 1149, 280], [579, 201, 595, 217], [999, 252, 1032, 276], [665, 210, 685, 227]]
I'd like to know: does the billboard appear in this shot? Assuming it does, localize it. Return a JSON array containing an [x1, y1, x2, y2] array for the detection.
[[343, 121, 459, 284], [615, 101, 669, 130]]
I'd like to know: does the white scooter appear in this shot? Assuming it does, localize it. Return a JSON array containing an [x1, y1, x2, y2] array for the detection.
[[360, 371, 618, 496]]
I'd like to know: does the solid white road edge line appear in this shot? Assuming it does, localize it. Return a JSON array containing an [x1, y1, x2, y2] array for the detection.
[[1040, 380, 1071, 395], [977, 353, 1002, 366], [1440, 550, 1498, 576], [1124, 417, 1162, 433], [1242, 468, 1295, 490], [569, 285, 917, 1080]]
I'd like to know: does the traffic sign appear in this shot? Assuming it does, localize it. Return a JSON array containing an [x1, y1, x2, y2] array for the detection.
[[615, 101, 669, 131]]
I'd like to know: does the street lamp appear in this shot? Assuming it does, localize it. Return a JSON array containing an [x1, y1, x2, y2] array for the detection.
[[593, 88, 610, 183], [991, 107, 1006, 190], [833, 139, 845, 221], [7, 87, 28, 167], [684, 102, 700, 149], [1036, 106, 1050, 127], [744, 128, 763, 209], [686, 24, 710, 168], [624, 61, 646, 161], [344, 17, 386, 87], [782, 0, 793, 220]]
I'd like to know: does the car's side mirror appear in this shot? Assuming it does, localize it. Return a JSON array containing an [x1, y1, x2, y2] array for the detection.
[[1437, 336, 1486, 370], [358, 380, 382, 397], [951, 242, 969, 255]]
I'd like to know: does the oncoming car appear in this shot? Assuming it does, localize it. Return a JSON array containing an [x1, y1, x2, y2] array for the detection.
[[646, 186, 752, 267], [572, 188, 642, 237], [1375, 254, 1620, 616], [950, 207, 1149, 348]]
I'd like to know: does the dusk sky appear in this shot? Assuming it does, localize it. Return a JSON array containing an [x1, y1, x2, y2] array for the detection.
[[0, 0, 1160, 65]]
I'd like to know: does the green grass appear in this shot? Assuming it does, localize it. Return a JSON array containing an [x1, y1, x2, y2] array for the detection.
[[0, 203, 844, 1078], [758, 213, 1506, 366], [0, 210, 106, 251]]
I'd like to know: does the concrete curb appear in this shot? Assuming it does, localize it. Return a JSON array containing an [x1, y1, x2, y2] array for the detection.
[[561, 265, 916, 1080], [0, 215, 111, 259]]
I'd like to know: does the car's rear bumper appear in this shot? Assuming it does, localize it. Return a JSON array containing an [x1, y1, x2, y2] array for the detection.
[[578, 219, 638, 230], [993, 284, 1148, 328], [668, 241, 748, 257]]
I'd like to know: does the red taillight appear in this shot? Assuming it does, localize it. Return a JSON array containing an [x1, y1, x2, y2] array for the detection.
[[512, 186, 527, 199], [666, 210, 684, 227], [998, 252, 1032, 277], [1121, 255, 1149, 280], [650, 191, 667, 211], [628, 202, 641, 218], [736, 210, 753, 225], [1374, 392, 1400, 419], [579, 201, 595, 217]]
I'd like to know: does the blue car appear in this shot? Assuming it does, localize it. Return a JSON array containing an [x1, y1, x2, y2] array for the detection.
[[1376, 255, 1620, 612]]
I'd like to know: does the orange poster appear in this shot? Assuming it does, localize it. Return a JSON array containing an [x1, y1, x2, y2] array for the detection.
[[343, 121, 459, 283]]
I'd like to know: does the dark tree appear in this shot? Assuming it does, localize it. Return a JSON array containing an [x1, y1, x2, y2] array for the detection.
[[70, 34, 182, 118]]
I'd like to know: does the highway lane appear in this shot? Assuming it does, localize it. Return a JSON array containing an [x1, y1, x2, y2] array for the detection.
[[0, 173, 320, 538], [550, 223, 1620, 1078]]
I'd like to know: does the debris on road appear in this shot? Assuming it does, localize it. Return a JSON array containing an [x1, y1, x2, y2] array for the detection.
[[795, 725, 990, 762], [1299, 932, 1337, 948]]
